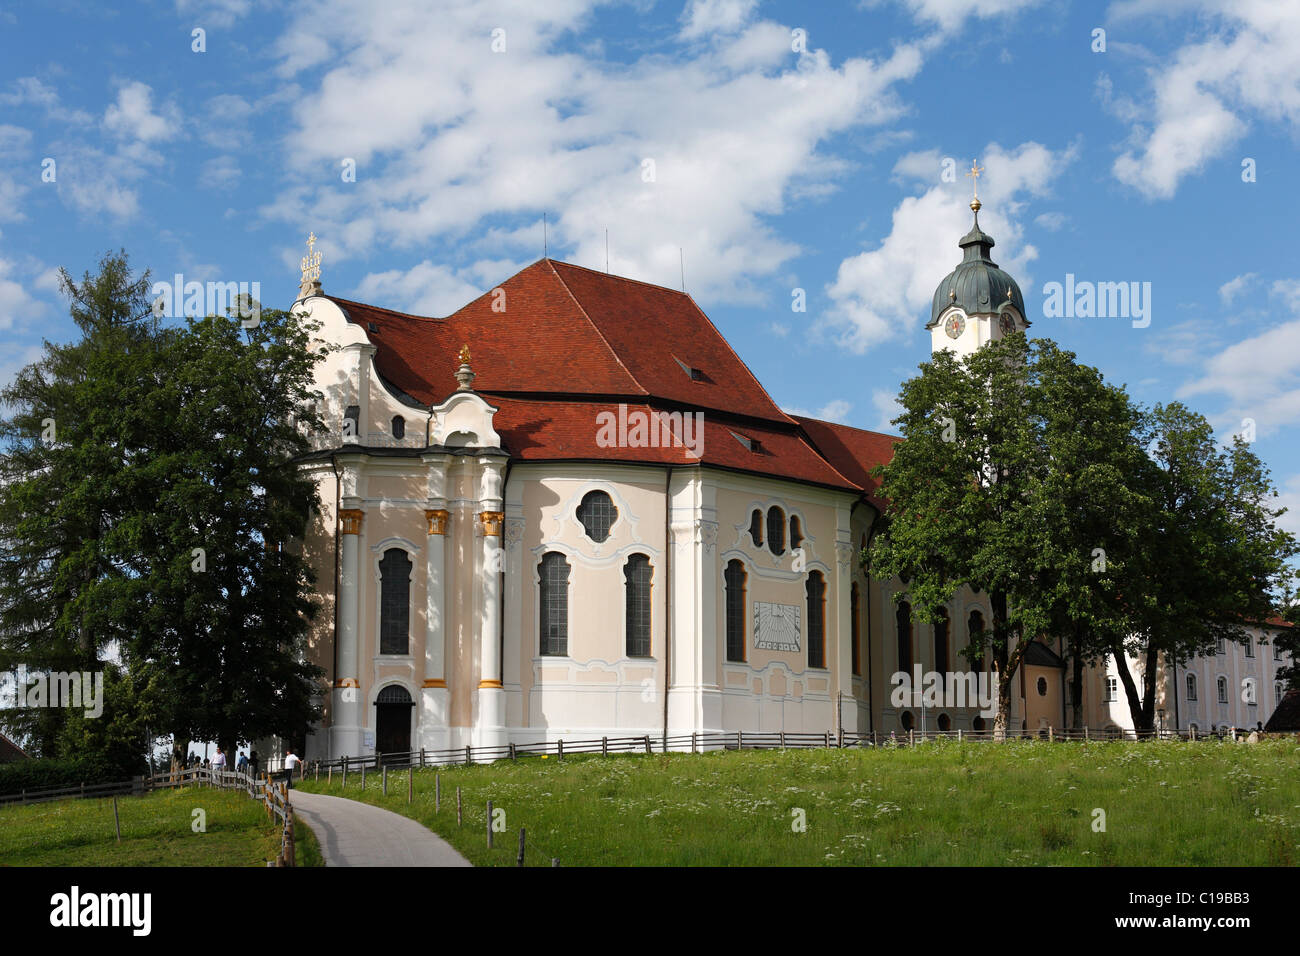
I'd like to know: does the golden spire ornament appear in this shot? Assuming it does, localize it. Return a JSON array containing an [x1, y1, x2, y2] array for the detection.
[[299, 231, 323, 298], [454, 343, 476, 391], [966, 160, 984, 214]]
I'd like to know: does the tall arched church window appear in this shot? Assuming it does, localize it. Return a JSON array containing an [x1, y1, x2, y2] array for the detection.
[[968, 610, 985, 673], [624, 554, 652, 658], [1216, 676, 1228, 703], [577, 491, 617, 543], [934, 608, 949, 673], [749, 510, 763, 547], [789, 515, 803, 551], [767, 507, 785, 556], [725, 560, 747, 663], [1186, 673, 1197, 701], [379, 548, 412, 655], [806, 572, 826, 668], [851, 583, 861, 676], [897, 601, 913, 674], [539, 552, 570, 656]]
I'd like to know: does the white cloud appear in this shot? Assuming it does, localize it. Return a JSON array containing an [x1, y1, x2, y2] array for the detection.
[[199, 156, 241, 190], [264, 0, 925, 303], [352, 260, 489, 316], [1275, 473, 1300, 539], [104, 81, 180, 144], [871, 387, 903, 432], [678, 0, 758, 40], [782, 398, 854, 425], [1109, 1, 1300, 199], [870, 0, 1047, 34], [1177, 282, 1300, 438], [0, 259, 50, 330], [0, 342, 44, 404], [822, 140, 1074, 352], [0, 77, 93, 124], [1218, 272, 1257, 304], [1034, 211, 1067, 231]]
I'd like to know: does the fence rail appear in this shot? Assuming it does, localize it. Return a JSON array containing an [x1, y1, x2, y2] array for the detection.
[[0, 764, 297, 865], [300, 723, 1270, 779]]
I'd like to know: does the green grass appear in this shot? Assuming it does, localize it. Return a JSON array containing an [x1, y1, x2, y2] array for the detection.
[[293, 812, 323, 867], [0, 786, 286, 866], [295, 739, 1300, 866]]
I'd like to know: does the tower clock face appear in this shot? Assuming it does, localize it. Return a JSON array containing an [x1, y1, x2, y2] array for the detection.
[[999, 313, 1016, 335], [944, 314, 965, 339]]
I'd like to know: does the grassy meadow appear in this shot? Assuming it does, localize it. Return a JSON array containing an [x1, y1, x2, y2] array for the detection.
[[295, 738, 1300, 866], [0, 785, 291, 866]]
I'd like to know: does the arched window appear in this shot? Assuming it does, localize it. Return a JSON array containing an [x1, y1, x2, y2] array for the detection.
[[896, 601, 913, 674], [850, 583, 861, 676], [806, 572, 826, 668], [934, 608, 949, 673], [1216, 676, 1228, 703], [937, 713, 951, 732], [1244, 635, 1254, 657], [343, 404, 360, 441], [624, 554, 652, 658], [968, 610, 984, 673], [1186, 672, 1197, 701], [748, 509, 763, 547], [767, 507, 786, 556], [391, 415, 405, 440], [789, 515, 803, 550], [378, 548, 412, 655], [725, 560, 746, 663], [577, 491, 617, 542], [539, 552, 570, 656], [900, 711, 914, 731], [972, 716, 986, 733], [1036, 676, 1048, 697]]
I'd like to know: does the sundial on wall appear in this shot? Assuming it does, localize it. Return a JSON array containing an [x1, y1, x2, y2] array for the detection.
[[753, 602, 801, 652]]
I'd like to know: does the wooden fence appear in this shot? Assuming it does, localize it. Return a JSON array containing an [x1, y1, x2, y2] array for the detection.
[[1, 764, 297, 866], [301, 724, 1255, 778]]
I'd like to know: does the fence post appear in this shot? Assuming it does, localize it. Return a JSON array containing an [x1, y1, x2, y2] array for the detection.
[[737, 730, 742, 750], [420, 748, 425, 768], [510, 742, 517, 761], [518, 828, 526, 867], [691, 732, 697, 754], [1191, 725, 1197, 741], [837, 728, 843, 749], [361, 765, 366, 790], [602, 736, 608, 757], [957, 728, 963, 743], [383, 766, 388, 796], [644, 735, 651, 754], [113, 796, 121, 843], [465, 745, 472, 766], [780, 731, 785, 749], [558, 738, 564, 759], [342, 755, 348, 787], [436, 773, 441, 811], [408, 766, 413, 804], [1083, 726, 1089, 742], [908, 729, 914, 747], [1048, 726, 1054, 743], [486, 800, 494, 849], [457, 786, 462, 826], [825, 731, 831, 749]]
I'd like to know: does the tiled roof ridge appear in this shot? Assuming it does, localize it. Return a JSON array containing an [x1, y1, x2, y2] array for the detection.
[[541, 259, 647, 397]]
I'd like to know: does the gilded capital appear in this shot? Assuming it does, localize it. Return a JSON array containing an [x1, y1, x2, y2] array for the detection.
[[479, 510, 504, 537], [339, 509, 364, 535], [425, 508, 450, 536]]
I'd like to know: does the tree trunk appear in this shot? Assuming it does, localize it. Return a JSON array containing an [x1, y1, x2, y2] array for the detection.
[[990, 591, 1030, 741], [1111, 643, 1150, 732]]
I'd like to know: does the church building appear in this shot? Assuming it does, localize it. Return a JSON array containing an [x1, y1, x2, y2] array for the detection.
[[288, 191, 1288, 762]]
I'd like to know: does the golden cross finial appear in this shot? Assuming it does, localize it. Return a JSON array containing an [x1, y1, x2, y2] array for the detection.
[[458, 344, 471, 366], [299, 231, 323, 296], [966, 159, 984, 213], [307, 232, 316, 254]]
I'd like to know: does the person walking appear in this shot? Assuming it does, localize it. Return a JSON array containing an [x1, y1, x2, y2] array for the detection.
[[250, 748, 260, 778], [283, 748, 302, 790]]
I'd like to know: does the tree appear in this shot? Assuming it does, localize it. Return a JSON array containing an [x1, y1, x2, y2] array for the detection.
[[868, 333, 1041, 739], [0, 251, 162, 758], [124, 305, 329, 767], [1108, 404, 1296, 731]]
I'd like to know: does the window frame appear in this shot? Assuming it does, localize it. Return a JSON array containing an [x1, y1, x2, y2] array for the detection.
[[724, 559, 747, 663], [623, 553, 653, 658], [538, 551, 571, 657]]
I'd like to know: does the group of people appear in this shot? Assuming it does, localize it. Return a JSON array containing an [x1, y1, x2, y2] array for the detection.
[[180, 745, 304, 788]]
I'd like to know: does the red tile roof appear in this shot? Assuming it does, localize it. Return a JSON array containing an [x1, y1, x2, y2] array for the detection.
[[327, 259, 900, 496]]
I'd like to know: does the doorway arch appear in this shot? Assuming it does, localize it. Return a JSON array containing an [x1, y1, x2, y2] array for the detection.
[[375, 684, 414, 762]]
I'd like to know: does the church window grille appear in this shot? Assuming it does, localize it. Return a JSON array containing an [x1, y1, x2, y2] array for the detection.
[[766, 507, 785, 556], [379, 548, 412, 655], [725, 560, 746, 663], [624, 555, 652, 658], [539, 552, 570, 656], [577, 491, 617, 543], [806, 572, 826, 668]]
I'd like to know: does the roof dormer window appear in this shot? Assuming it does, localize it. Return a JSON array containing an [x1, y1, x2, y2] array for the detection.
[[673, 355, 704, 381], [730, 430, 762, 453]]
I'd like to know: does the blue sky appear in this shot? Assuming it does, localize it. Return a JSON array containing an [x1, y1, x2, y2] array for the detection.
[[2, 0, 1299, 534]]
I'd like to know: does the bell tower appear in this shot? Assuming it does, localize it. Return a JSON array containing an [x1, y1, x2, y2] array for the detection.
[[928, 161, 1029, 360]]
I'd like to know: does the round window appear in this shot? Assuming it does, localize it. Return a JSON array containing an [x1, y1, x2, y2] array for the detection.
[[1036, 676, 1048, 697]]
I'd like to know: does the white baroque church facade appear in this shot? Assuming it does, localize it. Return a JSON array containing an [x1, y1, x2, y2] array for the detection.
[[288, 206, 1291, 763]]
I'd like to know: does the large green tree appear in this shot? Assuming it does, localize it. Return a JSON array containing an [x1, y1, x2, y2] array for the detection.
[[1, 252, 328, 767]]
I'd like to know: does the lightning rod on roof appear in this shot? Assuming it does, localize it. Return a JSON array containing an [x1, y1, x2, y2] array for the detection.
[[543, 213, 548, 258], [605, 229, 609, 273], [679, 247, 685, 292]]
